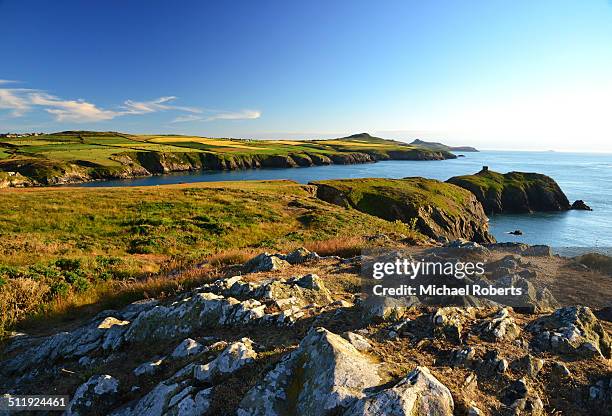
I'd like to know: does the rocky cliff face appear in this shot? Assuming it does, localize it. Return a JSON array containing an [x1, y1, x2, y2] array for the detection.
[[312, 178, 495, 243], [447, 168, 572, 214], [0, 144, 456, 188]]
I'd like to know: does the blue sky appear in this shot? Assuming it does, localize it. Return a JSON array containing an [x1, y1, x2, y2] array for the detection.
[[1, 0, 612, 151]]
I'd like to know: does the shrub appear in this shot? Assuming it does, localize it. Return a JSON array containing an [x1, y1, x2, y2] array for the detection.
[[28, 263, 60, 279], [49, 280, 70, 298], [128, 237, 162, 254], [55, 258, 82, 271], [0, 278, 49, 337], [72, 275, 90, 293], [576, 253, 612, 275], [95, 256, 122, 268], [0, 265, 21, 279]]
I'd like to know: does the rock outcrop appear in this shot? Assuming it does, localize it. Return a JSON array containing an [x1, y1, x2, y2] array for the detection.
[[66, 375, 119, 416], [311, 178, 495, 243], [527, 306, 611, 358], [447, 168, 572, 214], [344, 366, 454, 416], [238, 327, 381, 415], [571, 200, 593, 211]]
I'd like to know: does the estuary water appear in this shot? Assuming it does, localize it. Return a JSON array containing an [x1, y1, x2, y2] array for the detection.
[[77, 151, 612, 251]]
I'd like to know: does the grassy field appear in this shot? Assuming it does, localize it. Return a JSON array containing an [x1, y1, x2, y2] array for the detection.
[[0, 180, 419, 337], [0, 131, 423, 165], [312, 177, 472, 218], [0, 131, 454, 186]]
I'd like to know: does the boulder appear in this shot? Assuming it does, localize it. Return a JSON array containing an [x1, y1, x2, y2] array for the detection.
[[476, 308, 521, 342], [173, 388, 213, 416], [432, 307, 476, 343], [486, 275, 558, 313], [110, 381, 185, 416], [238, 327, 381, 416], [194, 338, 256, 383], [526, 306, 611, 358], [134, 358, 165, 377], [171, 338, 203, 359], [281, 247, 320, 264], [550, 361, 571, 381], [66, 375, 119, 416], [243, 253, 290, 273], [571, 200, 592, 211], [510, 355, 544, 378], [486, 243, 552, 257], [122, 292, 268, 344], [362, 296, 419, 323], [343, 366, 454, 416], [501, 378, 544, 416], [1, 315, 131, 376]]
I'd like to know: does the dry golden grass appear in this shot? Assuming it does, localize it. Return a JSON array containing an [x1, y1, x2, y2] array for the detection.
[[0, 279, 49, 337], [303, 236, 367, 258], [19, 265, 224, 336]]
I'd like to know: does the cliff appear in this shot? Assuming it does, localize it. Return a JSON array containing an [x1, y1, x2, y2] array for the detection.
[[447, 168, 571, 214], [311, 177, 495, 243], [0, 131, 457, 187]]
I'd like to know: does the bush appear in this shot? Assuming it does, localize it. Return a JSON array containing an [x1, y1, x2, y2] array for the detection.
[[0, 265, 21, 279], [63, 269, 87, 284], [28, 263, 60, 279], [576, 253, 612, 275], [96, 256, 122, 268], [0, 278, 49, 337], [49, 280, 70, 298], [55, 258, 82, 271], [98, 271, 113, 281], [128, 237, 162, 254], [72, 275, 90, 293]]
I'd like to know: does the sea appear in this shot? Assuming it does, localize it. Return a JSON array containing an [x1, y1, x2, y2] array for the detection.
[[76, 151, 612, 253]]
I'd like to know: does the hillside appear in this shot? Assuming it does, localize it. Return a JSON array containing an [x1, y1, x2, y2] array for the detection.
[[410, 138, 479, 152], [0, 131, 456, 187], [0, 179, 427, 338], [311, 177, 495, 243]]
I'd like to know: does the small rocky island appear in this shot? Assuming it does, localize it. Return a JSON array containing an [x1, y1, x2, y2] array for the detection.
[[448, 167, 591, 214]]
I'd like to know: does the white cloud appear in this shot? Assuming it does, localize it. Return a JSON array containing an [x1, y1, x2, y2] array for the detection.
[[122, 96, 202, 115], [171, 114, 203, 123], [171, 109, 262, 123], [0, 89, 32, 117], [29, 93, 119, 122], [0, 81, 260, 124], [205, 109, 261, 121]]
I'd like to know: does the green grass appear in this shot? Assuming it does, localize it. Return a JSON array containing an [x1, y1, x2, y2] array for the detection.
[[0, 180, 421, 336], [448, 169, 562, 194], [312, 177, 472, 218], [0, 149, 11, 159], [0, 131, 453, 185]]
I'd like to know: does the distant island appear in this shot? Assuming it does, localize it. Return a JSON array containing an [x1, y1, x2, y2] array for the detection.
[[0, 131, 468, 187], [410, 138, 479, 152]]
